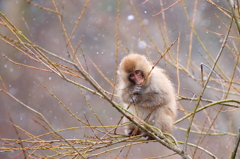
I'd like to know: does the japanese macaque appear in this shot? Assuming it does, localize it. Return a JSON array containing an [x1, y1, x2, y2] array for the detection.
[[117, 54, 177, 137]]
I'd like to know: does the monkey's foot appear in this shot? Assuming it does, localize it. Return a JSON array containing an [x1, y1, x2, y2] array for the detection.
[[125, 128, 134, 136], [143, 132, 164, 140], [125, 127, 142, 136], [142, 132, 154, 140]]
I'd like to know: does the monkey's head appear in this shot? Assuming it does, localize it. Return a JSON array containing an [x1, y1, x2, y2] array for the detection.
[[118, 54, 152, 86]]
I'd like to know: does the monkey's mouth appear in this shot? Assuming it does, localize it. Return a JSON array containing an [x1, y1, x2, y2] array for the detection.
[[135, 78, 144, 85]]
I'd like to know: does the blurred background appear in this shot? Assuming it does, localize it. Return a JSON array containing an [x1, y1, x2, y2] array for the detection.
[[0, 0, 240, 158]]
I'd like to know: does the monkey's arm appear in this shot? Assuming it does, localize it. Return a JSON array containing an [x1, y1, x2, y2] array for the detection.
[[132, 84, 168, 108], [134, 92, 167, 108], [120, 86, 137, 104], [120, 85, 168, 108]]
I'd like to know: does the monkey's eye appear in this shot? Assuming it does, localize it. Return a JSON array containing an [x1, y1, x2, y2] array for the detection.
[[129, 74, 134, 78], [135, 70, 141, 75]]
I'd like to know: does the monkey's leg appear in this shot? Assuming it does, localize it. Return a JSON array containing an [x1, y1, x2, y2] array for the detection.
[[142, 107, 174, 140], [154, 106, 175, 134]]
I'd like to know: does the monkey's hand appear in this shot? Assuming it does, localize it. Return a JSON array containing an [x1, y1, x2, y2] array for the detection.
[[129, 94, 137, 103], [133, 84, 142, 94], [129, 84, 142, 103]]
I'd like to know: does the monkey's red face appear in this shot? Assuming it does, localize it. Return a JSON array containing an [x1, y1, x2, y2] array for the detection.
[[129, 70, 144, 85]]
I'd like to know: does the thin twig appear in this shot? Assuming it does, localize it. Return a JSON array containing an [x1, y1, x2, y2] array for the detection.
[[231, 127, 240, 159], [183, 15, 233, 153]]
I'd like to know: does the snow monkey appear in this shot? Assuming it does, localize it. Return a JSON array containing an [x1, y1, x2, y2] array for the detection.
[[117, 54, 177, 138]]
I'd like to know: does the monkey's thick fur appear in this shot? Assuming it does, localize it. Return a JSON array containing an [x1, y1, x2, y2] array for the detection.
[[117, 54, 177, 136]]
